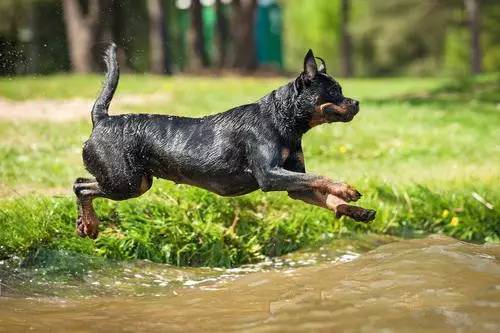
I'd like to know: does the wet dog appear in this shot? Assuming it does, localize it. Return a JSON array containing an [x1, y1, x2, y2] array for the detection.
[[74, 44, 376, 239]]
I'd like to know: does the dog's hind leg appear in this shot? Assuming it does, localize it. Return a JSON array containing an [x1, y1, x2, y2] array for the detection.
[[288, 190, 376, 222], [73, 174, 153, 239], [73, 179, 105, 239]]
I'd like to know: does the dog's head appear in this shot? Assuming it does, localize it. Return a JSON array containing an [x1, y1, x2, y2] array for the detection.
[[292, 49, 359, 128]]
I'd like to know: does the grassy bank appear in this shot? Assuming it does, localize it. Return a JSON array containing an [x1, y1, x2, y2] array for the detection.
[[0, 74, 498, 267]]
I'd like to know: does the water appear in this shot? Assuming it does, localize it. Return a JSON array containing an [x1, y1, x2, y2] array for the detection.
[[1, 235, 499, 332]]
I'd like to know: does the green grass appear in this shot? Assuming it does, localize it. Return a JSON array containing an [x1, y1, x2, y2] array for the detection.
[[0, 74, 499, 267]]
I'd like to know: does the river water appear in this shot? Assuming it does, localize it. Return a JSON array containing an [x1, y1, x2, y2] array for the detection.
[[1, 234, 499, 332]]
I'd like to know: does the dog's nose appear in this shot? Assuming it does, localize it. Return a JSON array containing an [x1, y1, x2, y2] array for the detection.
[[353, 100, 359, 107]]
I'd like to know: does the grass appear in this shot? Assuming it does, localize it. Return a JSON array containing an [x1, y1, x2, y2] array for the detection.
[[0, 74, 499, 267]]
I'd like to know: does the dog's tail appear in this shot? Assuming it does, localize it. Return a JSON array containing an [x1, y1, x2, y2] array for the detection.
[[91, 43, 119, 128]]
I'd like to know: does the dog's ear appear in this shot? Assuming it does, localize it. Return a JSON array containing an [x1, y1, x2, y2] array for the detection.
[[316, 57, 327, 74], [303, 49, 317, 81]]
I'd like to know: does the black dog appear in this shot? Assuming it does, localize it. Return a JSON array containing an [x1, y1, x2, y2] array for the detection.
[[74, 44, 376, 239]]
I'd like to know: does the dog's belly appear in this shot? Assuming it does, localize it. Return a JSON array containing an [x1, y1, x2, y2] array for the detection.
[[156, 169, 259, 197], [184, 173, 259, 196], [147, 153, 259, 196]]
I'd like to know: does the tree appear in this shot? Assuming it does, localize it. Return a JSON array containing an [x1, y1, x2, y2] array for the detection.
[[350, 0, 452, 76], [464, 0, 482, 73], [230, 0, 257, 71], [214, 0, 229, 68], [147, 0, 171, 74], [62, 0, 104, 73], [188, 0, 208, 71], [340, 0, 353, 77]]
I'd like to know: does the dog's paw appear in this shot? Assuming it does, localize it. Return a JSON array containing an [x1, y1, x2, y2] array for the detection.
[[75, 217, 99, 239], [330, 183, 362, 202], [357, 208, 376, 222], [335, 204, 376, 223], [76, 216, 86, 237], [87, 227, 99, 240], [348, 188, 362, 202]]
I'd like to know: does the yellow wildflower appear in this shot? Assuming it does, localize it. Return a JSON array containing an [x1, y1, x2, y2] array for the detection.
[[339, 145, 347, 154], [450, 216, 459, 226], [441, 209, 449, 218]]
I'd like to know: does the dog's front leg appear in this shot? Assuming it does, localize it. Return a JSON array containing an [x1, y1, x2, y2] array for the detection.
[[250, 144, 375, 222], [255, 168, 375, 222], [288, 190, 376, 222], [250, 143, 360, 201], [254, 166, 361, 202]]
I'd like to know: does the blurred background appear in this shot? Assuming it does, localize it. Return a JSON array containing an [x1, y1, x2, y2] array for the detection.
[[1, 0, 499, 77]]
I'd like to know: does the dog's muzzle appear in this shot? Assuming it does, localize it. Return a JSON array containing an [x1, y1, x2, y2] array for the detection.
[[320, 98, 359, 122]]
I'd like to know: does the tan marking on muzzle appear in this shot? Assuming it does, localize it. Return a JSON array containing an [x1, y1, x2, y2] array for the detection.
[[309, 103, 345, 128]]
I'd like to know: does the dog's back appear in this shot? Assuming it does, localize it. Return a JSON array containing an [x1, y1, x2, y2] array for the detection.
[[85, 109, 258, 197], [84, 45, 263, 196]]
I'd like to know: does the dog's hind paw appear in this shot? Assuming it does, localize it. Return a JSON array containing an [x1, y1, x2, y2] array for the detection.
[[76, 217, 99, 239], [76, 216, 85, 237]]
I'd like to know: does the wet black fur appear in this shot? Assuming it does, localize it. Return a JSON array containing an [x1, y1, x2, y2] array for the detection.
[[75, 44, 370, 238]]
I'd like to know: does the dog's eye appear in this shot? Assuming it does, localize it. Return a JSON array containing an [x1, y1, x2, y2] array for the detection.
[[328, 87, 340, 96]]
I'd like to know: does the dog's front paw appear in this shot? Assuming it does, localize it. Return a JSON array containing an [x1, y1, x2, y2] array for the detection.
[[330, 183, 362, 202], [335, 204, 376, 223]]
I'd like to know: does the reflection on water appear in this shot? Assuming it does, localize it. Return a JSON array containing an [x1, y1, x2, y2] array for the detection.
[[1, 235, 499, 332]]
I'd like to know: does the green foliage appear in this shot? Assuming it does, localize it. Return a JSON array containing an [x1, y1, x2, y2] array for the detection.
[[283, 0, 500, 76], [283, 0, 341, 73], [1, 1, 500, 76], [1, 182, 498, 267], [481, 1, 500, 72]]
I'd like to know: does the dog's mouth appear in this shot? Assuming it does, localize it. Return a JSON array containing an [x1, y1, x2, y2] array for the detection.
[[320, 99, 359, 123]]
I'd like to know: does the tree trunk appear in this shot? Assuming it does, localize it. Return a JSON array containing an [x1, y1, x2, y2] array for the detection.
[[188, 0, 208, 71], [464, 0, 481, 74], [27, 4, 39, 74], [62, 0, 102, 73], [340, 0, 353, 77], [147, 0, 171, 74], [214, 0, 229, 68], [231, 0, 257, 71]]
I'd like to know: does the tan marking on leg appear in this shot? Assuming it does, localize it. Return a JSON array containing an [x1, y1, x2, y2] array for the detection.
[[138, 175, 152, 195], [288, 190, 345, 212], [310, 178, 361, 202], [78, 199, 100, 239], [281, 147, 290, 161], [289, 190, 375, 223], [310, 177, 332, 193], [325, 193, 347, 210], [296, 152, 305, 165]]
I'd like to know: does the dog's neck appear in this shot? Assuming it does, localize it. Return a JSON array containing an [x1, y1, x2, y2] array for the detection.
[[259, 82, 311, 141]]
